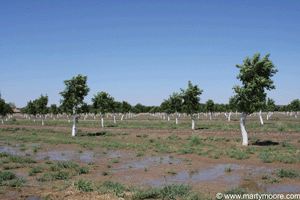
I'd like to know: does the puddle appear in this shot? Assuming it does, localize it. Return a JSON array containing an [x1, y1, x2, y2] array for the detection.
[[112, 156, 181, 172], [142, 164, 276, 187], [258, 183, 300, 193], [16, 172, 28, 178]]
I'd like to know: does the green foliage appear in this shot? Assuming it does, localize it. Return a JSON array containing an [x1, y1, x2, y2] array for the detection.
[[266, 98, 276, 112], [0, 99, 13, 121], [232, 53, 278, 114], [277, 168, 300, 178], [289, 99, 300, 112], [205, 99, 215, 113], [35, 94, 49, 116], [181, 81, 203, 118], [76, 178, 94, 192], [76, 166, 89, 175], [167, 135, 182, 141], [49, 104, 58, 115], [92, 92, 115, 115]]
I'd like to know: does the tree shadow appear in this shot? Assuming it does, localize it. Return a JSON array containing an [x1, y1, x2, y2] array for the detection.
[[79, 131, 107, 137], [252, 140, 279, 146], [195, 127, 209, 130]]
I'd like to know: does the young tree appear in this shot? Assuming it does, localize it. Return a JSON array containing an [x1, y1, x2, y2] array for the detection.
[[92, 92, 114, 127], [160, 99, 172, 121], [181, 81, 203, 130], [0, 99, 13, 124], [289, 99, 300, 118], [266, 98, 276, 120], [228, 97, 237, 121], [80, 102, 90, 120], [169, 92, 182, 124], [205, 99, 215, 120], [60, 74, 90, 136], [26, 100, 37, 121], [49, 104, 58, 120], [120, 101, 132, 121], [35, 94, 49, 126], [232, 53, 278, 145]]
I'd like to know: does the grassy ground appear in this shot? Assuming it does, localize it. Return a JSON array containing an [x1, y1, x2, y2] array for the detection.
[[0, 112, 299, 199]]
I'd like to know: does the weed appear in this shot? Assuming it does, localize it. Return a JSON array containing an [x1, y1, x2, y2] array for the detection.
[[167, 170, 177, 175], [101, 171, 111, 176], [167, 135, 182, 141], [261, 173, 269, 179], [277, 168, 300, 178], [149, 139, 155, 143], [111, 158, 119, 163], [29, 166, 44, 176], [136, 152, 146, 157], [225, 165, 232, 172], [88, 162, 95, 165], [143, 134, 149, 138], [76, 178, 93, 192], [51, 171, 70, 180], [144, 167, 148, 171], [76, 166, 89, 175]]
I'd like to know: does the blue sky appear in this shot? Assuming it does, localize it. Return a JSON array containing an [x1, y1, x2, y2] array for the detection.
[[1, 0, 299, 108]]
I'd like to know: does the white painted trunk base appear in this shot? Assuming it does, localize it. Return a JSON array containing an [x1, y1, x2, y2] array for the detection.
[[240, 112, 248, 146], [192, 120, 195, 130], [72, 108, 76, 137], [259, 110, 264, 125]]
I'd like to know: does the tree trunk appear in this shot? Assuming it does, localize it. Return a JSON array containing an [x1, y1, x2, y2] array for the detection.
[[168, 114, 170, 121], [176, 113, 178, 124], [113, 112, 116, 123], [259, 110, 264, 125], [121, 114, 124, 121], [192, 119, 195, 130], [101, 114, 104, 127], [209, 112, 212, 121], [34, 116, 36, 122], [240, 112, 248, 146], [228, 112, 231, 121], [1, 116, 3, 124], [295, 112, 298, 118], [42, 116, 45, 126], [72, 107, 76, 137]]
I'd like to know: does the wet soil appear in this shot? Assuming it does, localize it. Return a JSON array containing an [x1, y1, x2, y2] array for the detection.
[[0, 114, 299, 199]]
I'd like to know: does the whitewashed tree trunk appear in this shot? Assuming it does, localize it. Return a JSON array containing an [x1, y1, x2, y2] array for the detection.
[[72, 107, 76, 137], [209, 112, 212, 121], [42, 116, 45, 126], [228, 112, 231, 121], [121, 114, 124, 121], [176, 113, 178, 124], [240, 112, 248, 146], [5, 117, 8, 121], [259, 110, 264, 125], [101, 114, 104, 127], [192, 119, 195, 130], [168, 114, 170, 121], [1, 116, 3, 124], [198, 113, 199, 118], [113, 112, 116, 123], [163, 114, 165, 120], [295, 112, 298, 118], [34, 116, 36, 122]]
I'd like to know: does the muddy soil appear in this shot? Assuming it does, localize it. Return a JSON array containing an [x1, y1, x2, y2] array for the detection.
[[0, 114, 299, 199]]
